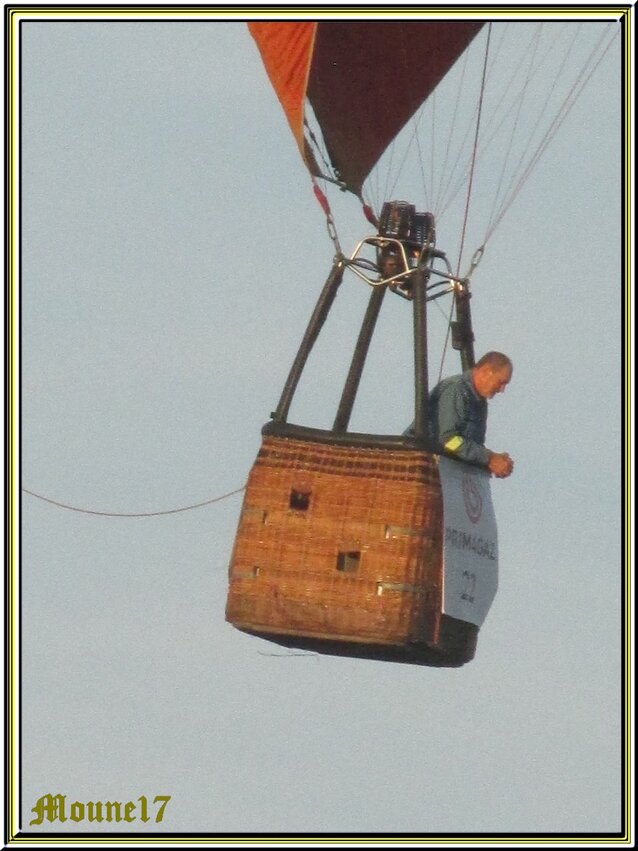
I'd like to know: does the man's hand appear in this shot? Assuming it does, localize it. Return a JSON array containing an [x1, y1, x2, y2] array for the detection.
[[487, 451, 514, 478]]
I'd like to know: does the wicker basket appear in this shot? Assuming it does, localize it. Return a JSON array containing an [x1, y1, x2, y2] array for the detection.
[[226, 433, 477, 666]]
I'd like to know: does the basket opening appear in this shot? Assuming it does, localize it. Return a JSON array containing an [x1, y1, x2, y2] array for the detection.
[[336, 551, 361, 572], [289, 489, 311, 511]]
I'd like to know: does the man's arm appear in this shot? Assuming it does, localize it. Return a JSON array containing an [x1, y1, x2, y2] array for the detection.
[[407, 383, 514, 477], [437, 383, 490, 466], [439, 385, 514, 477]]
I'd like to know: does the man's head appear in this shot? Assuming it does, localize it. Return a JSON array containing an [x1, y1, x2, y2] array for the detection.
[[471, 351, 513, 399], [379, 251, 401, 278]]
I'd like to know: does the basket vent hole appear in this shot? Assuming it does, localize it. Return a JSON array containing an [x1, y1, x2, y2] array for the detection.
[[336, 551, 361, 572], [289, 489, 311, 511]]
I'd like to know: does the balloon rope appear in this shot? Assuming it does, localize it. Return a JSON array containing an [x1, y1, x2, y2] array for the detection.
[[437, 295, 457, 385], [436, 22, 516, 221], [456, 23, 492, 278], [22, 485, 246, 518], [484, 25, 544, 239], [433, 39, 474, 217], [311, 179, 342, 255], [483, 24, 617, 243]]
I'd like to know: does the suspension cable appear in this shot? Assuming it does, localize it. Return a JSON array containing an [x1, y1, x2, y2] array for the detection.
[[383, 21, 431, 210], [304, 116, 337, 184], [436, 23, 510, 221], [483, 23, 617, 243], [433, 39, 475, 217], [385, 98, 429, 207], [438, 22, 555, 222], [483, 22, 581, 238], [455, 23, 492, 278], [437, 294, 457, 384], [485, 25, 544, 235], [22, 485, 246, 518], [311, 178, 343, 256]]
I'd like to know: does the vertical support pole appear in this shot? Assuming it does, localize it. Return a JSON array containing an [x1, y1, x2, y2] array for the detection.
[[412, 264, 429, 439], [452, 287, 476, 371], [333, 284, 386, 433], [272, 259, 344, 423]]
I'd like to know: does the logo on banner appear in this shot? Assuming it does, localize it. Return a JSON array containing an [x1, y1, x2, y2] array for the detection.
[[439, 456, 498, 627], [462, 472, 482, 523]]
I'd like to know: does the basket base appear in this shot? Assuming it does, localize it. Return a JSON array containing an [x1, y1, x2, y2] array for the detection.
[[232, 613, 477, 668]]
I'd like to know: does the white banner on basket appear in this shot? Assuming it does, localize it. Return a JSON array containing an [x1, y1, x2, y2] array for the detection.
[[438, 456, 499, 627]]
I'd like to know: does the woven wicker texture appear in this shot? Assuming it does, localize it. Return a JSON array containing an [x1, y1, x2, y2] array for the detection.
[[226, 435, 446, 648]]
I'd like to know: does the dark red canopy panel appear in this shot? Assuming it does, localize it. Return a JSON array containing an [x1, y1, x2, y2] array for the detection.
[[249, 21, 484, 196]]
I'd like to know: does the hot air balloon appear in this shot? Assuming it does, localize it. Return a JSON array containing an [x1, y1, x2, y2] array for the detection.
[[225, 20, 617, 666]]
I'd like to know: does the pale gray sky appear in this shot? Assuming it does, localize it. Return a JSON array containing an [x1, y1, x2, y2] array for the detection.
[[16, 11, 627, 843]]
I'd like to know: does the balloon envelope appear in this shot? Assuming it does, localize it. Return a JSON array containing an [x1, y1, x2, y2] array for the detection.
[[249, 21, 484, 196]]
